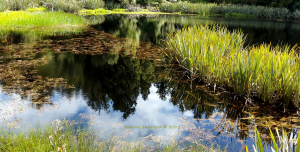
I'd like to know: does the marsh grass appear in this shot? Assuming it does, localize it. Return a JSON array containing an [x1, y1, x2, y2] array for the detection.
[[159, 2, 299, 20], [0, 120, 222, 152], [0, 11, 86, 30], [166, 24, 300, 106]]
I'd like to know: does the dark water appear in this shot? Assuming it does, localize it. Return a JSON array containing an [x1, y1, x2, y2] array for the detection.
[[1, 15, 300, 151]]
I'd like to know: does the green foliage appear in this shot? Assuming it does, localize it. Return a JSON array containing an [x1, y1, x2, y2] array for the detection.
[[81, 0, 105, 9], [0, 0, 6, 12], [166, 24, 300, 105], [159, 2, 298, 20], [113, 8, 126, 12], [294, 10, 300, 20], [292, 2, 300, 11], [159, 2, 217, 14]]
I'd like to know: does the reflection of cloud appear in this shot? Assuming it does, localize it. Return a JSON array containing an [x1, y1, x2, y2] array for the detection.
[[0, 84, 183, 142]]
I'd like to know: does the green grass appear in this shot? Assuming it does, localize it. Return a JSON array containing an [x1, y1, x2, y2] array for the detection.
[[165, 24, 300, 106], [0, 120, 221, 151], [159, 2, 299, 20], [0, 11, 86, 30]]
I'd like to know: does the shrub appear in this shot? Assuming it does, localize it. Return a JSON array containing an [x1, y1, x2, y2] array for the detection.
[[3, 0, 105, 13], [0, 0, 7, 12]]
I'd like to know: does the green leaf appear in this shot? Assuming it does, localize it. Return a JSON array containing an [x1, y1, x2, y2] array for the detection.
[[269, 128, 278, 152]]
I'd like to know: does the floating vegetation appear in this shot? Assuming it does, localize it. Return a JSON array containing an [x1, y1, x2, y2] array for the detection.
[[0, 11, 86, 30], [0, 27, 164, 107], [165, 24, 300, 109]]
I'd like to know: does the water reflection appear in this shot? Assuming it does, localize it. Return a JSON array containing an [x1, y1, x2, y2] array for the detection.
[[1, 14, 300, 151], [36, 53, 164, 119], [93, 14, 300, 46]]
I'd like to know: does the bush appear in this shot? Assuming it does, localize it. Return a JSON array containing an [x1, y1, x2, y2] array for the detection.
[[82, 0, 105, 9], [3, 0, 105, 13], [0, 1, 6, 12]]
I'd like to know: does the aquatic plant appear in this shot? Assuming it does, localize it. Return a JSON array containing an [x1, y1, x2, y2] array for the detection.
[[246, 127, 300, 152], [0, 11, 86, 30], [165, 24, 300, 106]]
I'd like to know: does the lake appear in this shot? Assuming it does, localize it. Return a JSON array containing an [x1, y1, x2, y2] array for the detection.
[[1, 14, 300, 151]]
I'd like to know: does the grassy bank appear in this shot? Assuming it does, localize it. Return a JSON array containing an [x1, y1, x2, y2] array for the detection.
[[165, 24, 300, 107], [159, 2, 300, 20], [0, 11, 86, 30], [0, 120, 218, 151]]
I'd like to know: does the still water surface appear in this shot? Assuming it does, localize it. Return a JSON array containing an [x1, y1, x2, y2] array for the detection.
[[1, 15, 300, 151]]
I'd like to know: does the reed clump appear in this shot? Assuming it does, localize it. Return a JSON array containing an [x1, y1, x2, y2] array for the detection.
[[246, 127, 300, 152], [166, 24, 300, 106], [159, 2, 299, 20], [0, 11, 86, 29]]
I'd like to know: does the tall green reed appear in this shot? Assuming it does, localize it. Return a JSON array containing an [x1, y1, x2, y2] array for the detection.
[[166, 24, 300, 105], [246, 127, 300, 152]]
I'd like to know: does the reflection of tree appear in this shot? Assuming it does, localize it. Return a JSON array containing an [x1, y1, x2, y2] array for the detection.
[[92, 15, 300, 46], [154, 66, 300, 147], [36, 53, 163, 119]]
